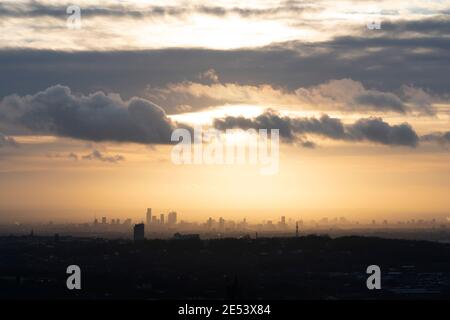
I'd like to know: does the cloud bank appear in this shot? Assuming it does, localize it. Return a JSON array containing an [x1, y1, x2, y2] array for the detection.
[[213, 110, 419, 147], [147, 78, 437, 115], [0, 85, 178, 144]]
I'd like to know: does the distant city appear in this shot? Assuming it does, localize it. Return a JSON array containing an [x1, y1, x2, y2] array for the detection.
[[0, 208, 449, 243], [1, 208, 450, 300]]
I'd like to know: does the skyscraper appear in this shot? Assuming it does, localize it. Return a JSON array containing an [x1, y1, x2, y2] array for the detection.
[[146, 208, 152, 226], [134, 223, 145, 241], [102, 217, 107, 224], [160, 213, 165, 225], [168, 211, 177, 225]]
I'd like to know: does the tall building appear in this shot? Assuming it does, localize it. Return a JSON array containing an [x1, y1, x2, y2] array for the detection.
[[160, 214, 165, 225], [168, 211, 177, 225], [101, 217, 107, 224], [134, 223, 145, 241], [207, 217, 213, 229], [146, 208, 152, 226]]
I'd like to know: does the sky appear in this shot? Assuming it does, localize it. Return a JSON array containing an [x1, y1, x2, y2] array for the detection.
[[0, 0, 449, 223]]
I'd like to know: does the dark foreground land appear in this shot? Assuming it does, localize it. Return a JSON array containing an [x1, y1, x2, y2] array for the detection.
[[1, 235, 450, 300]]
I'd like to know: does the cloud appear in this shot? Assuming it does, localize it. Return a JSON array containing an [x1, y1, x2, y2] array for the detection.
[[47, 149, 125, 162], [421, 131, 450, 147], [82, 149, 125, 163], [1, 39, 450, 105], [400, 85, 436, 115], [146, 81, 300, 113], [0, 132, 18, 147], [0, 85, 180, 144], [148, 78, 436, 115], [381, 16, 450, 36], [295, 79, 409, 113], [0, 1, 313, 19], [347, 118, 418, 147], [47, 152, 79, 161], [213, 110, 419, 147]]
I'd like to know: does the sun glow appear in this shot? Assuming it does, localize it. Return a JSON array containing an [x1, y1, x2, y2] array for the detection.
[[169, 104, 265, 126]]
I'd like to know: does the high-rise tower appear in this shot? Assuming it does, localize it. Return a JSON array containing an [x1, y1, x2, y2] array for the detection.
[[146, 208, 152, 226]]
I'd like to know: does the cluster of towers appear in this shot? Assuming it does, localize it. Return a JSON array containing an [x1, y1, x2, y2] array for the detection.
[[146, 208, 177, 227], [134, 208, 178, 241]]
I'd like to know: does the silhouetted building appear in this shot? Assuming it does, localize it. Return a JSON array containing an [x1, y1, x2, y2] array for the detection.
[[134, 223, 145, 241], [102, 217, 107, 224], [146, 208, 152, 226], [168, 211, 177, 225], [279, 216, 286, 229], [207, 217, 213, 229], [160, 214, 165, 225]]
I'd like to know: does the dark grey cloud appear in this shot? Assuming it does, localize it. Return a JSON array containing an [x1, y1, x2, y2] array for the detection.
[[354, 91, 406, 113], [0, 3, 184, 19], [347, 118, 418, 147], [0, 85, 179, 144], [213, 110, 419, 147], [420, 131, 450, 146], [381, 16, 450, 36], [0, 1, 312, 19], [82, 149, 125, 163], [214, 110, 297, 140]]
